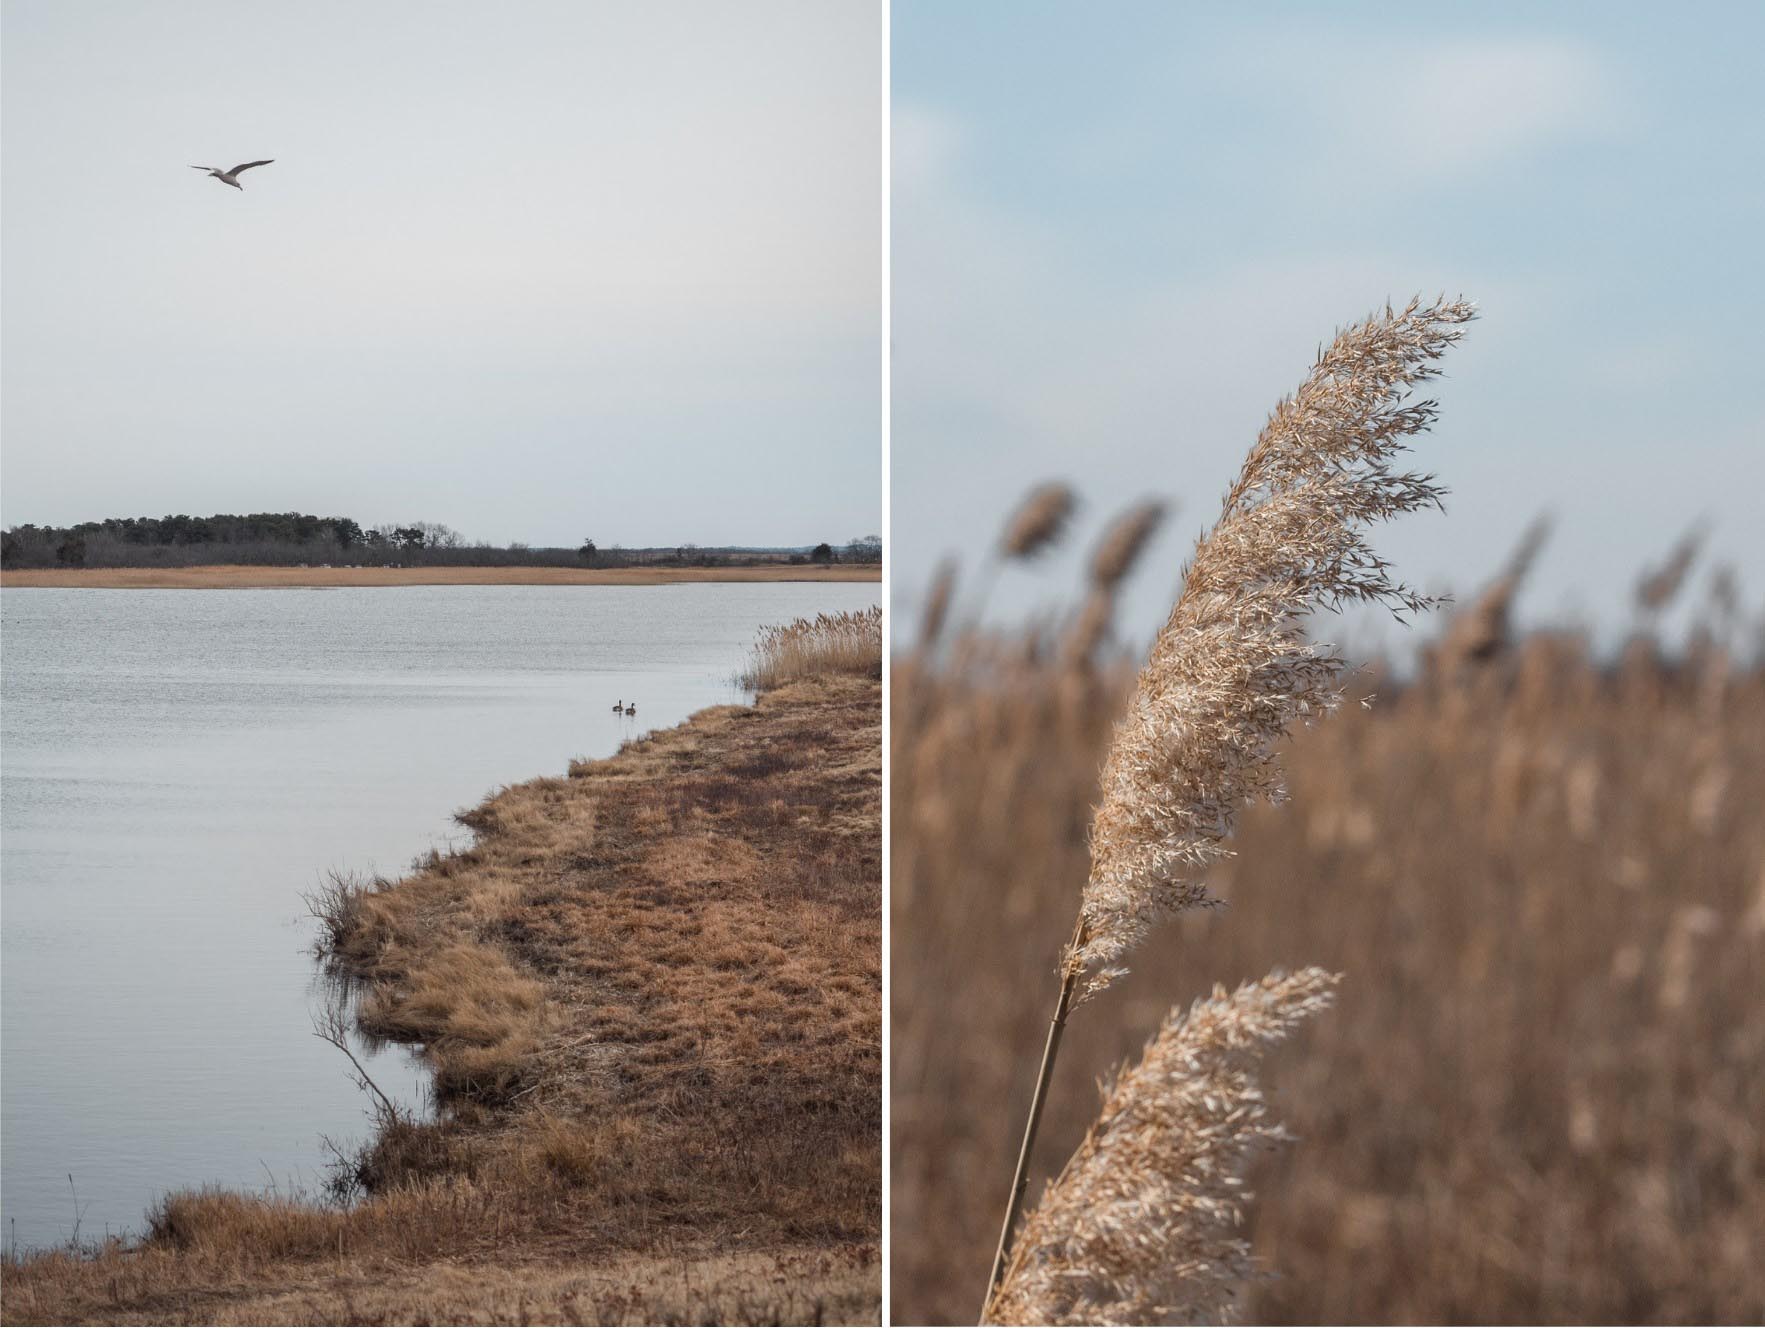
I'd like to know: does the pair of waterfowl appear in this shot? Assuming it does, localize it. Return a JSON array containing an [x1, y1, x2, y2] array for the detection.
[[611, 699, 636, 716]]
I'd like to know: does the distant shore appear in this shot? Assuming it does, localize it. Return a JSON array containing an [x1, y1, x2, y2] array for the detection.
[[0, 563, 879, 589]]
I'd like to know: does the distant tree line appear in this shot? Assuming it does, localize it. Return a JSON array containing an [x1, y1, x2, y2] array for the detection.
[[1, 513, 883, 571]]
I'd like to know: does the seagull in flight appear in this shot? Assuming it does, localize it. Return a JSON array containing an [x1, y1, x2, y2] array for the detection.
[[189, 159, 274, 191]]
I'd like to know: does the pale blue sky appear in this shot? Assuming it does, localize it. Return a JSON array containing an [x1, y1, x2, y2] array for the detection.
[[2, 0, 880, 549], [894, 1, 1764, 646]]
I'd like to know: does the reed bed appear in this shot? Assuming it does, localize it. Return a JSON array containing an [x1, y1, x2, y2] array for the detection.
[[740, 604, 883, 689], [893, 515, 1764, 1322]]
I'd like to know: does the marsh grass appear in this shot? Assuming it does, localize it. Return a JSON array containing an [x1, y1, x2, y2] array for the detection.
[[891, 530, 1765, 1324], [6, 648, 882, 1323], [738, 605, 883, 689]]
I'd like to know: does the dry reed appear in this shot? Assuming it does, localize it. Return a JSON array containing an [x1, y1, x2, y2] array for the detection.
[[1087, 501, 1169, 594], [1059, 501, 1171, 668], [1635, 527, 1705, 614], [1080, 297, 1474, 989], [919, 557, 959, 649], [891, 539, 1764, 1324], [987, 969, 1340, 1326], [1000, 483, 1078, 560], [738, 605, 883, 689], [982, 298, 1476, 1317], [1436, 513, 1551, 670]]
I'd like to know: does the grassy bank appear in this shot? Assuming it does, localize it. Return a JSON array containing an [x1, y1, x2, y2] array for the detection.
[[0, 564, 878, 590], [3, 671, 881, 1325]]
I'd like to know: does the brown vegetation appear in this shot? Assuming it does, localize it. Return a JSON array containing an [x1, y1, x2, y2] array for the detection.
[[976, 297, 1475, 1322], [4, 673, 881, 1325], [987, 969, 1341, 1326], [739, 606, 884, 690], [0, 564, 878, 590], [892, 525, 1764, 1323]]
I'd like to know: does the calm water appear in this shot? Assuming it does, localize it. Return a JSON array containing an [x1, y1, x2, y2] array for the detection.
[[0, 582, 877, 1249]]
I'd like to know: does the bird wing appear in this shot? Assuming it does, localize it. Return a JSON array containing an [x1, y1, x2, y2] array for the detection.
[[229, 160, 274, 174], [189, 165, 217, 172]]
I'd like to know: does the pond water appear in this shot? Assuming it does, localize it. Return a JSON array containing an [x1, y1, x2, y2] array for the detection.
[[0, 582, 877, 1249]]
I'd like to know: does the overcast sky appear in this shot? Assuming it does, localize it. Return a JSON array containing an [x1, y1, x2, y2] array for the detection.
[[894, 1, 1763, 646], [2, 0, 880, 550]]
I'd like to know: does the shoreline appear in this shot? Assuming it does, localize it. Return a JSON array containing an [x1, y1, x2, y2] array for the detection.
[[1, 672, 882, 1325], [0, 564, 878, 590]]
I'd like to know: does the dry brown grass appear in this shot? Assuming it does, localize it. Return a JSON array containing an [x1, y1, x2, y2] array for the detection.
[[4, 675, 880, 1325], [2, 1234, 879, 1326], [0, 564, 879, 590], [739, 606, 883, 690], [892, 548, 1765, 1323]]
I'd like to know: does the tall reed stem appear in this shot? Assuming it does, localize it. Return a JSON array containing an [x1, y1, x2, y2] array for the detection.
[[984, 917, 1088, 1316]]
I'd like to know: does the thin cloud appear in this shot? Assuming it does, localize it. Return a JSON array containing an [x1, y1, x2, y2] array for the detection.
[[1379, 38, 1619, 175]]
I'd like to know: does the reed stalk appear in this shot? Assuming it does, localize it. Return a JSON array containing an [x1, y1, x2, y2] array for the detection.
[[985, 917, 1088, 1307], [982, 297, 1474, 1321]]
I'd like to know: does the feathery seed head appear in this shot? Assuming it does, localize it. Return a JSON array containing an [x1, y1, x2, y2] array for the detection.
[[1089, 500, 1170, 593], [1078, 298, 1474, 988], [1635, 528, 1704, 614], [1438, 513, 1552, 669], [1002, 483, 1079, 560], [986, 968, 1342, 1326]]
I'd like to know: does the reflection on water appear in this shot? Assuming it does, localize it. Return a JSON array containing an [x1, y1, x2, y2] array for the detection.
[[0, 582, 877, 1248]]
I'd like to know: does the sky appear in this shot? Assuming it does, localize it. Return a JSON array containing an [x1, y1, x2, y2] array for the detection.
[[893, 0, 1765, 649], [1, 0, 880, 550]]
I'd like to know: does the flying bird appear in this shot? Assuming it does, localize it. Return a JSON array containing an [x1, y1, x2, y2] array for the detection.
[[189, 159, 274, 190]]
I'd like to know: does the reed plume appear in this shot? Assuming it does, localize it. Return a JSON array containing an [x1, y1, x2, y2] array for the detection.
[[1088, 500, 1169, 593], [1078, 297, 1474, 987], [1002, 483, 1078, 560], [963, 483, 1081, 635], [986, 969, 1341, 1326], [1060, 501, 1172, 668], [919, 557, 959, 649], [1437, 513, 1551, 669], [987, 297, 1474, 1309], [1635, 527, 1704, 615]]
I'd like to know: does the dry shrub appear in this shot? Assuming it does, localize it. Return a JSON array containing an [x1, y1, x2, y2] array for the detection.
[[740, 605, 883, 689], [892, 551, 1765, 1324]]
